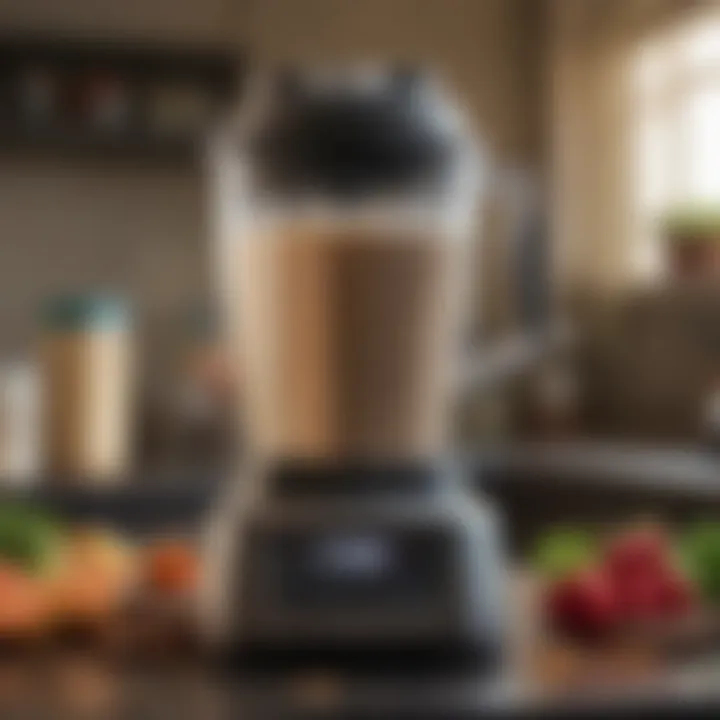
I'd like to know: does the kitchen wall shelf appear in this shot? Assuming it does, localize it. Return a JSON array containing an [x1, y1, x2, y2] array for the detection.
[[0, 34, 241, 162]]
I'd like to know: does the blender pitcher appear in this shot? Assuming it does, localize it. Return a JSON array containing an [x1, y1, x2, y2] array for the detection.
[[210, 69, 482, 463], [201, 68, 514, 669]]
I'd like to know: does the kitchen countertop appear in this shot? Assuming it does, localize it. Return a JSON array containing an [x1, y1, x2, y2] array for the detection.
[[480, 442, 720, 497], [5, 441, 720, 512], [5, 647, 720, 718], [0, 442, 717, 546], [3, 574, 720, 719]]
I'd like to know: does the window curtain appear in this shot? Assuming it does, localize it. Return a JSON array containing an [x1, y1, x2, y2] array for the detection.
[[549, 0, 711, 295]]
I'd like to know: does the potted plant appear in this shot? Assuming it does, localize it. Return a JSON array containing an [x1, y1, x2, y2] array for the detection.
[[662, 205, 720, 279]]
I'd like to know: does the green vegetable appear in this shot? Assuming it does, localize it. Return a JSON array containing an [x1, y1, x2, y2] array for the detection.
[[661, 205, 720, 239], [532, 527, 597, 580], [681, 523, 720, 602], [0, 504, 64, 575]]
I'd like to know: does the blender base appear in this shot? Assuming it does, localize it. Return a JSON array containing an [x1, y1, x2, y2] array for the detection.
[[216, 640, 503, 677], [202, 461, 507, 676]]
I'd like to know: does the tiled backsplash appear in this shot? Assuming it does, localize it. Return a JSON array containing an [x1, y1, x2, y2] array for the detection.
[[0, 157, 210, 368], [578, 286, 720, 440]]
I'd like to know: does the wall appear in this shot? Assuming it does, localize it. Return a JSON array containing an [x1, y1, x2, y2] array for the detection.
[[0, 0, 543, 366], [0, 0, 237, 365], [0, 0, 235, 44]]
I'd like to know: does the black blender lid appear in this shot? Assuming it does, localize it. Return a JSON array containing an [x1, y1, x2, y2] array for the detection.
[[241, 67, 475, 197]]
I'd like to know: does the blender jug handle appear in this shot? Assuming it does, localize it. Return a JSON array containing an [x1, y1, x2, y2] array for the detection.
[[455, 168, 564, 396]]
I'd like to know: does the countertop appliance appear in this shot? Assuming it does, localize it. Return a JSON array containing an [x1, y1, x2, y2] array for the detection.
[[201, 67, 514, 672]]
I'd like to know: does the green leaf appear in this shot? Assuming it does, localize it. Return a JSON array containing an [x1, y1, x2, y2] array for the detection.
[[681, 523, 720, 602], [661, 205, 720, 238], [532, 527, 597, 580], [0, 504, 64, 575]]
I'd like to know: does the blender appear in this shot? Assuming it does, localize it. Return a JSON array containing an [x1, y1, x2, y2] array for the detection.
[[201, 68, 509, 672]]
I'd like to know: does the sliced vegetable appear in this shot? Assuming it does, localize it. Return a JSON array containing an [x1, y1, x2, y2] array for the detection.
[[49, 528, 137, 622], [145, 540, 199, 595], [0, 564, 49, 636]]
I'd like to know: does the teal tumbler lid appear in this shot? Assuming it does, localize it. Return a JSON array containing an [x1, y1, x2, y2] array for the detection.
[[43, 295, 129, 331]]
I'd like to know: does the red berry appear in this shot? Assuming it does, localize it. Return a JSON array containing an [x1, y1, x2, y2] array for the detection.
[[655, 570, 694, 617], [546, 570, 618, 639], [614, 575, 659, 623], [605, 528, 668, 581]]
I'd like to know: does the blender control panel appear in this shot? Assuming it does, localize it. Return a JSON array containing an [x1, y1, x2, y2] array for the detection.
[[241, 520, 460, 627], [273, 529, 449, 609]]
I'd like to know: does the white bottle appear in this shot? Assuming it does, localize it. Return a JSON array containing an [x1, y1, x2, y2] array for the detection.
[[0, 361, 41, 483]]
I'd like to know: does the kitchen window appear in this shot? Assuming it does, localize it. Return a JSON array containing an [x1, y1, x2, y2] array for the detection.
[[634, 14, 720, 277]]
